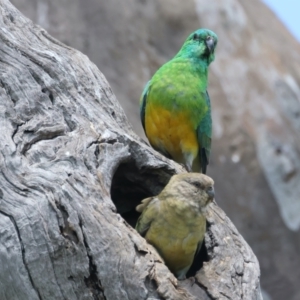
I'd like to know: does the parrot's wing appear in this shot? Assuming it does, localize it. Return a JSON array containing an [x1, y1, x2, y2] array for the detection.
[[136, 197, 153, 213], [195, 240, 203, 257], [140, 81, 151, 132], [135, 197, 158, 237], [196, 91, 212, 174], [139, 81, 172, 159]]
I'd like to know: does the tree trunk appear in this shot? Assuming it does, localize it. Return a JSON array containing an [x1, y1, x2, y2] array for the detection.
[[0, 1, 262, 299]]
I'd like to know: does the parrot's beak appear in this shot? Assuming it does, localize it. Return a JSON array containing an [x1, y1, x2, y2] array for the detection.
[[206, 186, 215, 200], [205, 36, 215, 54]]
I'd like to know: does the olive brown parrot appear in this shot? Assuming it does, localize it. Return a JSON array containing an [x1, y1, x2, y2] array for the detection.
[[135, 173, 215, 279]]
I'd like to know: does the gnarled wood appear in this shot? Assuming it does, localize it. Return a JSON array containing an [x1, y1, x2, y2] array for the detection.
[[0, 1, 262, 299]]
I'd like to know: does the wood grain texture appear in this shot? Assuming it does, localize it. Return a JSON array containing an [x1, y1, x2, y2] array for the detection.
[[0, 1, 262, 299]]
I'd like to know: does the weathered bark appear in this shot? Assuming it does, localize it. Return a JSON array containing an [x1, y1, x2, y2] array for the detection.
[[0, 1, 262, 299]]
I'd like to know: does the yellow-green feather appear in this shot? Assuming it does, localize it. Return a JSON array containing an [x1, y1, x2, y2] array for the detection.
[[136, 196, 206, 276]]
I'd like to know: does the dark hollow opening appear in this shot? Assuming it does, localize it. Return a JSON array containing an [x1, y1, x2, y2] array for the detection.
[[111, 164, 152, 228], [111, 160, 169, 227]]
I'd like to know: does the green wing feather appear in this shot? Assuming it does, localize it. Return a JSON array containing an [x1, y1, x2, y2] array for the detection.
[[140, 81, 151, 132], [139, 80, 173, 158], [197, 91, 212, 174]]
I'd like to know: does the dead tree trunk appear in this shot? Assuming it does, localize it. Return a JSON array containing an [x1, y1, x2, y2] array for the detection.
[[0, 1, 262, 299]]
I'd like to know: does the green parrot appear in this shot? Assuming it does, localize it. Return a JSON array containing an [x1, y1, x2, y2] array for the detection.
[[140, 28, 218, 173], [136, 173, 215, 279]]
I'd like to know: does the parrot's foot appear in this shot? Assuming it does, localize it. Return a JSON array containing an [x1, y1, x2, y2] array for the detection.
[[176, 274, 186, 280], [183, 163, 192, 173], [183, 152, 194, 172], [175, 265, 190, 280]]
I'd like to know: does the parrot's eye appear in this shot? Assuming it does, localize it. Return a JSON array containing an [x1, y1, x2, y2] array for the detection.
[[191, 181, 201, 189], [193, 33, 198, 40]]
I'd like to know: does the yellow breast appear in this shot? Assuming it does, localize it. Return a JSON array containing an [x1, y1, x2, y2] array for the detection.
[[145, 211, 206, 274], [145, 102, 199, 163]]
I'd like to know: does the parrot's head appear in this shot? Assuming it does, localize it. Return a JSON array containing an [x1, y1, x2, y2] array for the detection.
[[164, 173, 215, 210], [177, 28, 218, 65]]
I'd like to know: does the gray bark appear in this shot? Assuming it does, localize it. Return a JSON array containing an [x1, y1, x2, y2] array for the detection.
[[0, 1, 262, 299]]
